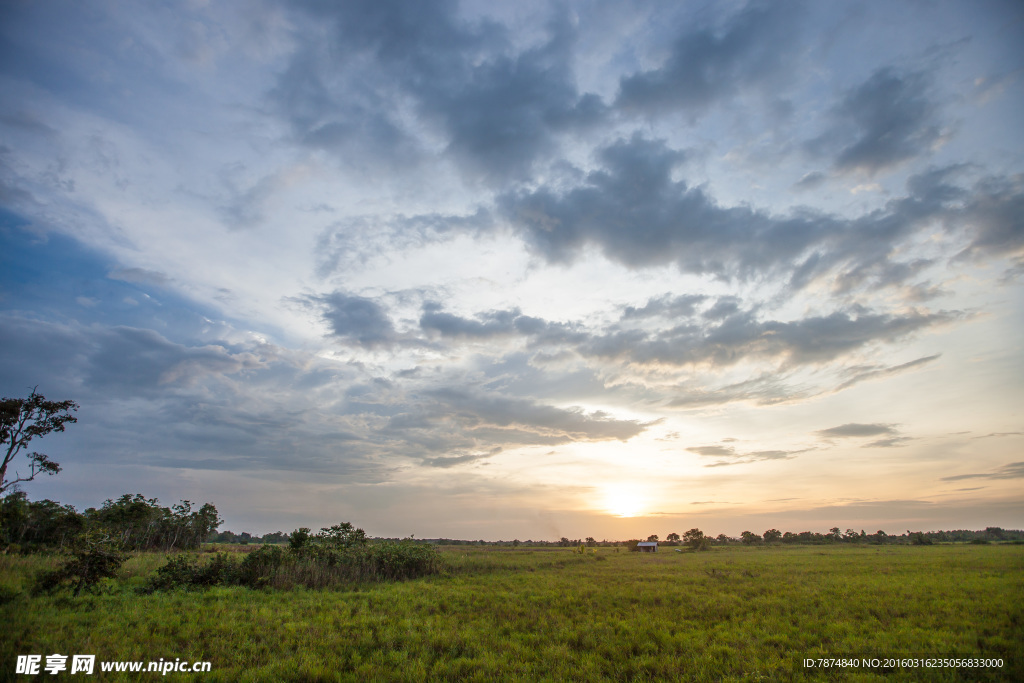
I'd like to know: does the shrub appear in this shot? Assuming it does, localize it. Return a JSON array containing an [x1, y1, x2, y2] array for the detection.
[[34, 528, 126, 596], [145, 552, 240, 592], [147, 526, 443, 591]]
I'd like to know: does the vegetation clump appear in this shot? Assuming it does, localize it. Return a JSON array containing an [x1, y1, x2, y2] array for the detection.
[[33, 527, 126, 597], [146, 523, 442, 592]]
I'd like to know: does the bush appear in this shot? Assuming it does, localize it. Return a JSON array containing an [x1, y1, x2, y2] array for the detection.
[[145, 552, 240, 592], [146, 526, 443, 591], [34, 528, 126, 596]]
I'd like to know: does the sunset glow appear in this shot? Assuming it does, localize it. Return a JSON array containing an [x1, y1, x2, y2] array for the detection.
[[1, 0, 1021, 540]]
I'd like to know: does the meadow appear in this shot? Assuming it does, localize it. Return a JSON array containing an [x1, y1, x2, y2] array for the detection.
[[2, 544, 1021, 681]]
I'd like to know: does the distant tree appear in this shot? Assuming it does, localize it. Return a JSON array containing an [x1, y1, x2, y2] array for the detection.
[[289, 527, 312, 550], [844, 528, 858, 542], [829, 527, 842, 542], [317, 522, 367, 549], [683, 528, 708, 551], [1, 492, 84, 549], [1, 388, 78, 494], [716, 534, 730, 545], [763, 529, 782, 544], [909, 531, 933, 545], [740, 531, 760, 545], [647, 534, 659, 542], [260, 531, 288, 545], [665, 532, 681, 544], [585, 536, 596, 546]]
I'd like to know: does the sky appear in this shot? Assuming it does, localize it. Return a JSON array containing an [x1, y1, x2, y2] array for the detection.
[[1, 0, 1022, 540]]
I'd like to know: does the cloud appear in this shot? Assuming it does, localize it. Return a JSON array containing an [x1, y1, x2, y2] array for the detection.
[[614, 1, 802, 117], [85, 327, 260, 394], [834, 354, 940, 392], [687, 443, 804, 467], [792, 171, 827, 191], [863, 437, 913, 448], [686, 445, 736, 457], [817, 423, 898, 438], [499, 134, 837, 276], [277, 1, 606, 182], [422, 388, 650, 443], [953, 173, 1024, 263], [420, 303, 521, 340], [107, 267, 173, 288], [496, 135, 1020, 294], [314, 291, 397, 348], [621, 294, 708, 320], [583, 307, 951, 368], [940, 462, 1024, 481], [807, 68, 946, 176]]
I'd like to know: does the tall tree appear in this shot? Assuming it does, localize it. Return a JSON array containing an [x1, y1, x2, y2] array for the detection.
[[1, 388, 78, 494]]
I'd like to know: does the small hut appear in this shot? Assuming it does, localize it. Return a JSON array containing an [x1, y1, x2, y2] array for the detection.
[[636, 541, 658, 553]]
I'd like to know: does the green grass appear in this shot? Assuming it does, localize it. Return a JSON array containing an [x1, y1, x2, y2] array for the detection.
[[2, 545, 1021, 681]]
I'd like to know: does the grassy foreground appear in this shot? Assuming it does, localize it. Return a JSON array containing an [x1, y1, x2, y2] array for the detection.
[[2, 544, 1021, 681]]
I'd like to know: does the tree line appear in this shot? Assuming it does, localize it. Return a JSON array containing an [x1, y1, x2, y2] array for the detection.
[[1, 492, 221, 553]]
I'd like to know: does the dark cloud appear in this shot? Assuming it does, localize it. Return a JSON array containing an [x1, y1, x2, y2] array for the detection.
[[615, 1, 803, 117], [315, 291, 397, 348], [280, 0, 606, 182], [621, 294, 707, 320], [494, 131, 1023, 298], [806, 68, 945, 176], [420, 304, 520, 339], [940, 462, 1024, 481], [499, 134, 829, 275], [817, 423, 897, 438], [85, 327, 258, 395], [953, 174, 1024, 263], [419, 297, 951, 387], [583, 307, 951, 368]]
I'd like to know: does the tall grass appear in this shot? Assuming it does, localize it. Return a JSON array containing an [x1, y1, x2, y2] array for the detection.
[[2, 544, 1020, 681]]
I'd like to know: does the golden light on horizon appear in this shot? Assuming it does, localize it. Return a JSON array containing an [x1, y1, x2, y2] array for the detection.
[[601, 484, 647, 518]]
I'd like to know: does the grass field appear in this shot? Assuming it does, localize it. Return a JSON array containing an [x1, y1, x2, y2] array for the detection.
[[2, 544, 1021, 681]]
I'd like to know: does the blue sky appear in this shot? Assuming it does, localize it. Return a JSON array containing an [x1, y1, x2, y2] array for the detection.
[[1, 0, 1022, 539]]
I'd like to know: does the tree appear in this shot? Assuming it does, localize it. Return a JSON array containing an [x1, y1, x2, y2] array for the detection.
[[763, 528, 782, 544], [1, 388, 78, 494], [683, 528, 708, 550], [665, 532, 681, 544], [647, 534, 659, 542], [317, 522, 367, 549], [740, 530, 760, 545]]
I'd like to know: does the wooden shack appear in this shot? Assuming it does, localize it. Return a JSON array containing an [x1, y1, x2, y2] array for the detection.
[[636, 541, 658, 552]]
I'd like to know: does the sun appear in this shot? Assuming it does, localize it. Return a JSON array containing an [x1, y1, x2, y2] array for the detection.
[[601, 484, 646, 518]]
